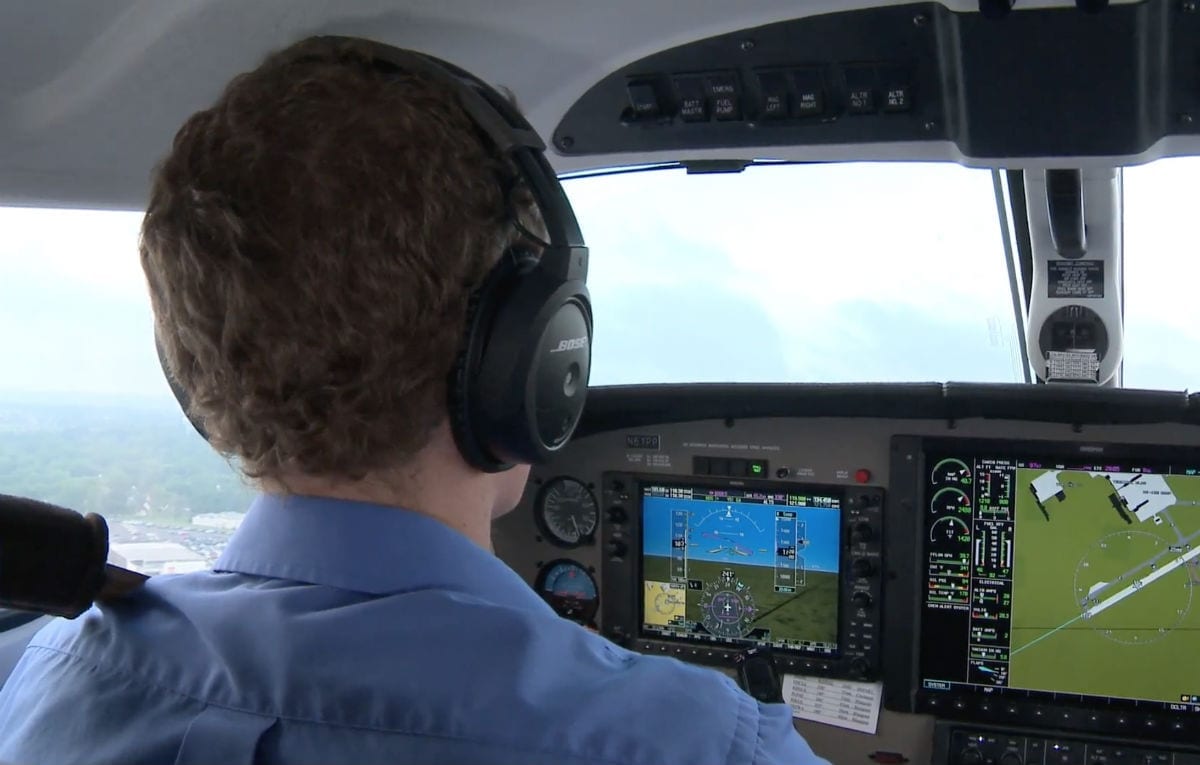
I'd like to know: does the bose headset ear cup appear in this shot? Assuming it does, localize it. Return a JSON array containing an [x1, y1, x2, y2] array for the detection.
[[527, 284, 591, 450], [469, 267, 591, 466]]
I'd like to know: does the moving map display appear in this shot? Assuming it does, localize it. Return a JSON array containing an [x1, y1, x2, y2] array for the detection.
[[641, 482, 841, 653], [920, 447, 1200, 714]]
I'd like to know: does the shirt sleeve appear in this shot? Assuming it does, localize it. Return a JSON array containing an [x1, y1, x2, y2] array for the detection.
[[0, 640, 204, 765], [753, 701, 832, 765]]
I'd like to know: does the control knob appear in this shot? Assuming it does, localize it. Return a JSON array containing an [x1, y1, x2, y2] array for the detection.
[[851, 521, 875, 544], [607, 505, 628, 524], [858, 493, 881, 508], [851, 591, 873, 608], [956, 747, 984, 765], [852, 558, 876, 578], [606, 541, 628, 561], [1000, 752, 1022, 765]]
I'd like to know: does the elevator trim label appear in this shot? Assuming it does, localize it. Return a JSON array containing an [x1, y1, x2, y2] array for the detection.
[[1048, 260, 1104, 299]]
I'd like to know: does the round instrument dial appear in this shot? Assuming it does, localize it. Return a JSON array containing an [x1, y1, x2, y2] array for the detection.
[[930, 486, 972, 517], [698, 568, 758, 639], [931, 457, 973, 487], [535, 477, 598, 548], [535, 559, 599, 624]]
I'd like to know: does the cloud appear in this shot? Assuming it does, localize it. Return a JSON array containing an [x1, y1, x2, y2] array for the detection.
[[0, 263, 169, 397], [0, 207, 145, 296], [1123, 159, 1200, 355], [786, 299, 1023, 383], [1123, 320, 1197, 392], [567, 162, 1025, 385], [591, 271, 791, 385]]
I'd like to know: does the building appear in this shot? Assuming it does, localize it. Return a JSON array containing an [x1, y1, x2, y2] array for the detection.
[[109, 542, 207, 576], [191, 512, 246, 531]]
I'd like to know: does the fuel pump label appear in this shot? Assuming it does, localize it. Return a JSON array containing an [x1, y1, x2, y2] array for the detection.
[[1048, 260, 1104, 298]]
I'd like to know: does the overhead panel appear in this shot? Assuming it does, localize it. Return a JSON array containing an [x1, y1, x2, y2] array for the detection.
[[554, 0, 1200, 161]]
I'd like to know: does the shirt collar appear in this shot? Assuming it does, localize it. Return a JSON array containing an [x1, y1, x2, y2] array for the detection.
[[214, 493, 550, 614]]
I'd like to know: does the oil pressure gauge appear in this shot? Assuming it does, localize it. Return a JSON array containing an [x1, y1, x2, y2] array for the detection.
[[535, 477, 598, 548]]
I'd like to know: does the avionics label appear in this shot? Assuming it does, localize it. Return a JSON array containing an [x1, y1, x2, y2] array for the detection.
[[1048, 260, 1103, 298]]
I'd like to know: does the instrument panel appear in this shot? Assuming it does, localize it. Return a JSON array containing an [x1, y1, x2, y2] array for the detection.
[[493, 385, 1200, 764]]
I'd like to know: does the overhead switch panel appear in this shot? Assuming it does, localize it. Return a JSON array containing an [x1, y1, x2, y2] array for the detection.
[[557, 1, 1196, 160]]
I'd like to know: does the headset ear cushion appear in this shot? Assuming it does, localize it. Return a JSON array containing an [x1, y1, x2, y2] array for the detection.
[[155, 335, 209, 441], [447, 251, 533, 472]]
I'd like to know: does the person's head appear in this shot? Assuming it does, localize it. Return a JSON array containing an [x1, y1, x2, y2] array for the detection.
[[140, 37, 539, 519]]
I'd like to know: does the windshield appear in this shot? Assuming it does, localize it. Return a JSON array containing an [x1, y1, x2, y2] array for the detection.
[[0, 208, 254, 575], [562, 163, 1025, 385], [1121, 157, 1200, 391], [4, 161, 1174, 576]]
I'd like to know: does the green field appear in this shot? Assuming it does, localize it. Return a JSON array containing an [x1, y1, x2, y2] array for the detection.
[[1166, 475, 1200, 537], [1010, 469, 1200, 703], [643, 555, 838, 645]]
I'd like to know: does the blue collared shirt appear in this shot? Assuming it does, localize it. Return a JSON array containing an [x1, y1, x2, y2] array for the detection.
[[0, 494, 828, 765]]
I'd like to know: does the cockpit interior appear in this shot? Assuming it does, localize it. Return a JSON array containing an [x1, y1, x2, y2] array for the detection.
[[3, 1, 1200, 763]]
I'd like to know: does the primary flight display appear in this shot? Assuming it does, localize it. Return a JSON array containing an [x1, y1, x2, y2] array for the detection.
[[641, 482, 842, 654]]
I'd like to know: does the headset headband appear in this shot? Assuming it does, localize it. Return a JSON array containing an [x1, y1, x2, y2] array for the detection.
[[318, 37, 588, 283]]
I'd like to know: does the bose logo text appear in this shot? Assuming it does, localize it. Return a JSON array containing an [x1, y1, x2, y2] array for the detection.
[[551, 337, 588, 353]]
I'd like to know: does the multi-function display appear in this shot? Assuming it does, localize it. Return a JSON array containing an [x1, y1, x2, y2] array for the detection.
[[919, 448, 1200, 716]]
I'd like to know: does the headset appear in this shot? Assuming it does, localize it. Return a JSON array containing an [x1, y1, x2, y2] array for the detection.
[[157, 36, 592, 473]]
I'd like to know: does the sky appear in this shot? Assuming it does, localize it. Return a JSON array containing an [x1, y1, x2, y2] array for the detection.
[[0, 159, 1196, 399], [642, 494, 841, 573]]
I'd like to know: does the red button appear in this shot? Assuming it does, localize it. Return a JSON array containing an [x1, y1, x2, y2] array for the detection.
[[855, 469, 872, 484]]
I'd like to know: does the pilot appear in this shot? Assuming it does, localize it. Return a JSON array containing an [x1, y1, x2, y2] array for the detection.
[[0, 37, 829, 765]]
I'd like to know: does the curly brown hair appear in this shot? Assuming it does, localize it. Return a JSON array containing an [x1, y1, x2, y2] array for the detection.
[[141, 37, 531, 480]]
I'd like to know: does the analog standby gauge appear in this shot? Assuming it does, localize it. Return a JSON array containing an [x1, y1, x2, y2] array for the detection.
[[535, 477, 599, 548], [535, 559, 599, 624]]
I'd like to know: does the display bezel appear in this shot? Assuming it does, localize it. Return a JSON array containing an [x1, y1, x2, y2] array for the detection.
[[600, 470, 884, 680], [636, 477, 846, 657], [886, 435, 1200, 743]]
